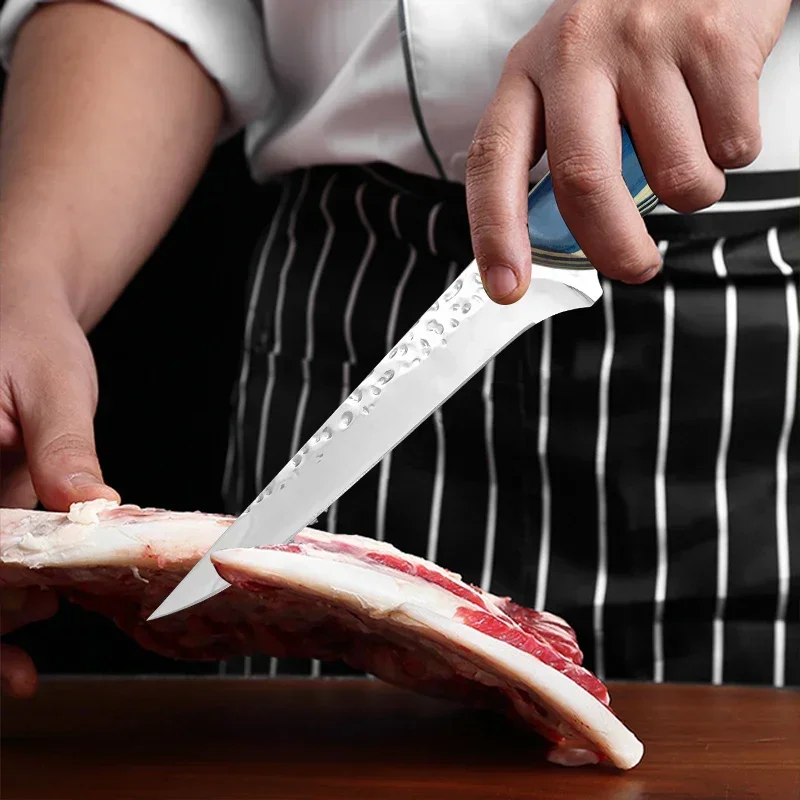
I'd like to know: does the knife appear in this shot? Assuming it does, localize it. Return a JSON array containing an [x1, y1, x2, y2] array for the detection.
[[149, 126, 656, 622]]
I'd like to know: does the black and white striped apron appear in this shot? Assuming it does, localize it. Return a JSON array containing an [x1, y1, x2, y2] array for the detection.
[[221, 163, 799, 688]]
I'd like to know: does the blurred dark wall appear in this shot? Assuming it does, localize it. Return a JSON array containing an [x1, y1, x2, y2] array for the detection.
[[89, 135, 271, 515]]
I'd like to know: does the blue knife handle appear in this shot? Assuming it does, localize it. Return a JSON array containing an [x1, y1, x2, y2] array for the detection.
[[527, 127, 658, 269]]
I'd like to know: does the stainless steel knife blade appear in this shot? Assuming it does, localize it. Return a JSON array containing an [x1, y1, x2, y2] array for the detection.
[[149, 126, 656, 622]]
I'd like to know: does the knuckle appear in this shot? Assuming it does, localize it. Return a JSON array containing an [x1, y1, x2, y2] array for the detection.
[[551, 151, 613, 201], [651, 159, 721, 210], [39, 432, 95, 464], [601, 243, 660, 282], [554, 6, 596, 63], [692, 10, 734, 57], [466, 124, 517, 177], [619, 4, 661, 54], [710, 132, 761, 168], [507, 39, 532, 69]]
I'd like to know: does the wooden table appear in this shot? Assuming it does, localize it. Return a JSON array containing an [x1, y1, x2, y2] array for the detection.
[[2, 679, 798, 799]]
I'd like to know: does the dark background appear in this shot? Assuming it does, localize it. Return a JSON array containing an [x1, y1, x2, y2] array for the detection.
[[1, 68, 280, 672], [88, 134, 267, 516]]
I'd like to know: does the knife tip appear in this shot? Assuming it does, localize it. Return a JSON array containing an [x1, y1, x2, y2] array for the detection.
[[147, 574, 230, 622]]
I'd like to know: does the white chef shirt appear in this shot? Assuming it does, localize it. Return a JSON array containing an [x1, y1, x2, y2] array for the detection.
[[1, 0, 797, 186]]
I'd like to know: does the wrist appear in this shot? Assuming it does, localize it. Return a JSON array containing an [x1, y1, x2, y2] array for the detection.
[[0, 205, 99, 328]]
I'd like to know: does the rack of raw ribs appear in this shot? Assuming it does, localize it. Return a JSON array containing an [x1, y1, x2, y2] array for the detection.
[[0, 499, 643, 770]]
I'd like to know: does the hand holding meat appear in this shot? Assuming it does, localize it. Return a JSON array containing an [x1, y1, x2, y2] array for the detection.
[[466, 0, 792, 303], [0, 297, 117, 696], [0, 297, 119, 511]]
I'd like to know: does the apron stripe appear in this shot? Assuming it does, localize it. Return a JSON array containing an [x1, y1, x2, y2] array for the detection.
[[427, 202, 442, 255], [376, 196, 417, 542], [228, 177, 292, 509], [711, 239, 736, 686], [290, 174, 338, 456], [479, 359, 499, 591], [267, 171, 312, 359], [662, 241, 722, 682], [768, 226, 796, 277], [389, 193, 402, 239], [653, 242, 675, 684], [603, 275, 662, 680], [254, 171, 311, 492], [359, 164, 412, 195], [722, 235, 787, 684], [343, 183, 375, 365], [255, 355, 277, 492], [533, 318, 553, 611], [593, 282, 616, 681], [545, 302, 604, 673], [767, 228, 799, 688], [427, 410, 446, 562]]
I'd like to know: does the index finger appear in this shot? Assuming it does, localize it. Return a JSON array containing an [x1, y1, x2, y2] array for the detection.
[[466, 67, 545, 304], [544, 69, 661, 283]]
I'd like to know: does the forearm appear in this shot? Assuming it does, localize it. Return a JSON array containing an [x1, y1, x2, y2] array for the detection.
[[0, 2, 224, 330]]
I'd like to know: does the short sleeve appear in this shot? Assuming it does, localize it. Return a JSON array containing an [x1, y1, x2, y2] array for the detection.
[[0, 0, 274, 137]]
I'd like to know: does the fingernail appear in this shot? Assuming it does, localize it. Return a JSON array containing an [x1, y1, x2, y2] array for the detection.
[[642, 263, 662, 281], [68, 472, 103, 488], [624, 263, 661, 285], [485, 266, 519, 300]]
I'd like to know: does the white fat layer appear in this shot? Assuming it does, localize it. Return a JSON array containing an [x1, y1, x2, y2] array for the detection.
[[67, 499, 120, 525], [1, 507, 236, 570], [212, 548, 644, 770], [216, 547, 467, 619], [298, 530, 511, 619], [403, 606, 643, 770]]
